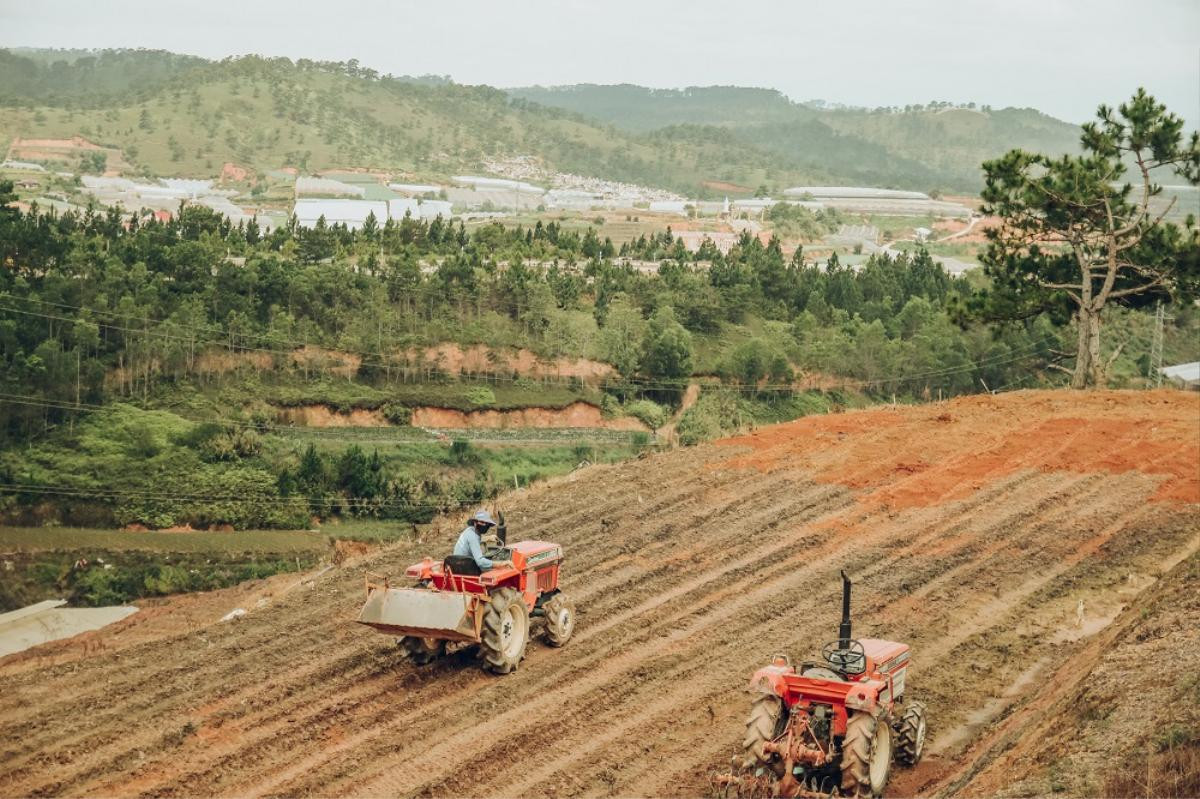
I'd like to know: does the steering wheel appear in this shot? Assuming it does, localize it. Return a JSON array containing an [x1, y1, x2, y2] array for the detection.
[[821, 639, 867, 675]]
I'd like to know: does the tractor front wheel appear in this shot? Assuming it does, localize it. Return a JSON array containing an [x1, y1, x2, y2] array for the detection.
[[893, 701, 927, 766], [742, 693, 786, 773], [480, 587, 530, 674], [542, 593, 575, 646], [842, 711, 892, 798], [399, 636, 445, 665]]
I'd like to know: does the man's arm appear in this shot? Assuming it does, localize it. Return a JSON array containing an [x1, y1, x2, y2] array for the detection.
[[466, 532, 494, 570]]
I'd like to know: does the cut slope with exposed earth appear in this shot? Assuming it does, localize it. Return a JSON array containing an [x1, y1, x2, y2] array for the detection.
[[0, 389, 1196, 798]]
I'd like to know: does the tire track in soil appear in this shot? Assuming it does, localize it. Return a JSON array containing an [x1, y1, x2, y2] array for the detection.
[[1, 453, 736, 795], [221, 479, 858, 798], [448, 472, 1123, 799], [332, 471, 1104, 797], [68, 475, 851, 799]]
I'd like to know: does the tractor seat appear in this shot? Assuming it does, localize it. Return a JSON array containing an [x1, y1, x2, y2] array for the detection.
[[801, 666, 843, 681], [443, 555, 482, 576]]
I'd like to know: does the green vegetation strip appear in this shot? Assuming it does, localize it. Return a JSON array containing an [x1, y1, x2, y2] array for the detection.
[[0, 526, 326, 553]]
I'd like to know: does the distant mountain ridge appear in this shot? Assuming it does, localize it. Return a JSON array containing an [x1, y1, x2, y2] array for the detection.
[[508, 83, 1081, 191], [0, 48, 1080, 194]]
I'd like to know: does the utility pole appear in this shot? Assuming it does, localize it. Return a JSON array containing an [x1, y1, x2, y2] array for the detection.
[[1148, 302, 1173, 387]]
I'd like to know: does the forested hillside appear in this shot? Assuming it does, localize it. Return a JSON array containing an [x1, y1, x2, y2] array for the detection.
[[1, 49, 1075, 194], [510, 84, 1082, 191], [0, 51, 831, 196], [14, 176, 1179, 529]]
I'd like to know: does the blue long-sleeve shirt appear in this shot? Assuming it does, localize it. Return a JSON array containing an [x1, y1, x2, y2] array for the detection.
[[453, 526, 493, 570]]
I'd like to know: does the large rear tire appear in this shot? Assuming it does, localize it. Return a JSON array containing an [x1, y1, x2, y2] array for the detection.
[[480, 587, 530, 674], [893, 701, 927, 766], [399, 635, 445, 665], [542, 593, 575, 647], [842, 712, 892, 798], [742, 693, 786, 773]]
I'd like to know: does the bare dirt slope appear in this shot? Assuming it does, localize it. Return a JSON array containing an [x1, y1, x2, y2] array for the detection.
[[0, 390, 1196, 798]]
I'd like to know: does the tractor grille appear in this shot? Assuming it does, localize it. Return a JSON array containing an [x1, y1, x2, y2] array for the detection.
[[536, 565, 558, 591]]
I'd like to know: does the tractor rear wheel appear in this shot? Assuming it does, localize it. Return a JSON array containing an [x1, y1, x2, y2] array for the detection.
[[542, 593, 575, 647], [480, 587, 530, 674], [399, 636, 445, 665], [842, 711, 892, 798], [742, 693, 786, 773], [893, 701, 927, 766]]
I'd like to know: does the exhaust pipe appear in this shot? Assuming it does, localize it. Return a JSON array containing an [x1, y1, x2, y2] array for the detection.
[[838, 570, 852, 648]]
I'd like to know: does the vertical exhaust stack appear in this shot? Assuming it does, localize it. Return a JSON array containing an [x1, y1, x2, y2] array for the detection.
[[838, 570, 852, 648]]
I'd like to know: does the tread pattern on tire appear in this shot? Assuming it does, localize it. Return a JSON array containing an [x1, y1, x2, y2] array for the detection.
[[741, 693, 785, 771], [841, 711, 876, 797], [894, 700, 926, 766], [480, 587, 528, 674], [542, 594, 574, 647], [399, 636, 443, 665]]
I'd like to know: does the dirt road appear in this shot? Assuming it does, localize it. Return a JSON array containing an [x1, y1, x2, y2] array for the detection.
[[0, 390, 1196, 798]]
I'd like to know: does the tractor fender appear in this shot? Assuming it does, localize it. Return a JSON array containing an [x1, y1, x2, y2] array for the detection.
[[843, 682, 881, 715], [748, 665, 792, 696]]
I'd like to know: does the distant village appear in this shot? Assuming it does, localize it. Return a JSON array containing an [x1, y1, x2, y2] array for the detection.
[[3, 135, 978, 271]]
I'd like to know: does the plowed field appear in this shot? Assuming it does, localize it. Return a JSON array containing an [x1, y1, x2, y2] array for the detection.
[[1, 390, 1197, 798]]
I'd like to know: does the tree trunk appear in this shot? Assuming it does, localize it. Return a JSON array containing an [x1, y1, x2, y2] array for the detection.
[[1070, 306, 1108, 389], [1086, 309, 1106, 388], [1070, 308, 1092, 389]]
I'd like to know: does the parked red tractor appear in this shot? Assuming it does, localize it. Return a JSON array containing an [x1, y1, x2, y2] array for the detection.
[[356, 515, 574, 674], [714, 572, 926, 798]]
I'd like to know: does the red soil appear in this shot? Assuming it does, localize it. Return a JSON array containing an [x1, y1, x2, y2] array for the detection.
[[718, 390, 1199, 507]]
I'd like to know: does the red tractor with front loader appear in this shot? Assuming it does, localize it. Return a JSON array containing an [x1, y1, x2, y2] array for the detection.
[[356, 513, 574, 674], [715, 572, 926, 798]]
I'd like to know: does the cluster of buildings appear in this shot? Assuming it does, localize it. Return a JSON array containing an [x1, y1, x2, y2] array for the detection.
[[79, 176, 285, 230], [293, 198, 452, 230]]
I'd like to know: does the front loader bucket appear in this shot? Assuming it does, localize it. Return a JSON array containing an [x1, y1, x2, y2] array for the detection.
[[357, 587, 480, 643]]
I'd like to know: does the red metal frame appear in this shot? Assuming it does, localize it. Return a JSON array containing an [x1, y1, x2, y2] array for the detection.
[[749, 638, 911, 734], [403, 540, 563, 611]]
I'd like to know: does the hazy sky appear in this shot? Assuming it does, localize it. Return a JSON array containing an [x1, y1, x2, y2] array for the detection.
[[3, 0, 1198, 126]]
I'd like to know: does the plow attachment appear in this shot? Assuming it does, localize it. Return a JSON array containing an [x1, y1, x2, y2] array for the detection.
[[356, 585, 480, 643], [711, 770, 836, 799]]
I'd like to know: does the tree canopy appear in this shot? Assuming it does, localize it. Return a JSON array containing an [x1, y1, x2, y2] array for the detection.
[[975, 89, 1199, 387]]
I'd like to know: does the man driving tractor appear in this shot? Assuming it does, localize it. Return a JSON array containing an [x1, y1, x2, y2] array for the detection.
[[450, 509, 513, 574]]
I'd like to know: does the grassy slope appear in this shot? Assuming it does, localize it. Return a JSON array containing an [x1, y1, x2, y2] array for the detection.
[[1, 51, 1076, 196], [0, 56, 827, 197]]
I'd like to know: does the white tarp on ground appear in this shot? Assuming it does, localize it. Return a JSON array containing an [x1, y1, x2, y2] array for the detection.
[[0, 599, 138, 657]]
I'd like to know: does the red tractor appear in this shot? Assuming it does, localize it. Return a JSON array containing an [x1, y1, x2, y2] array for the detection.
[[356, 515, 574, 674], [715, 573, 926, 798]]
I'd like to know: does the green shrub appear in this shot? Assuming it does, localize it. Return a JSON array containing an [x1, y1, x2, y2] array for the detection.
[[624, 399, 668, 429], [448, 439, 480, 466], [466, 386, 496, 406], [381, 402, 411, 425]]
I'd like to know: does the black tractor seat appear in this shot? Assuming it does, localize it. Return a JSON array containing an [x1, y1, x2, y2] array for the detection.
[[443, 555, 482, 576]]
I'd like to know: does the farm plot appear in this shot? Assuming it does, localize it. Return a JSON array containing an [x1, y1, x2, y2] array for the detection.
[[0, 389, 1196, 798]]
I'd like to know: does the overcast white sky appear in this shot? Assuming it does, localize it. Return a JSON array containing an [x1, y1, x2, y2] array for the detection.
[[2, 0, 1197, 126]]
